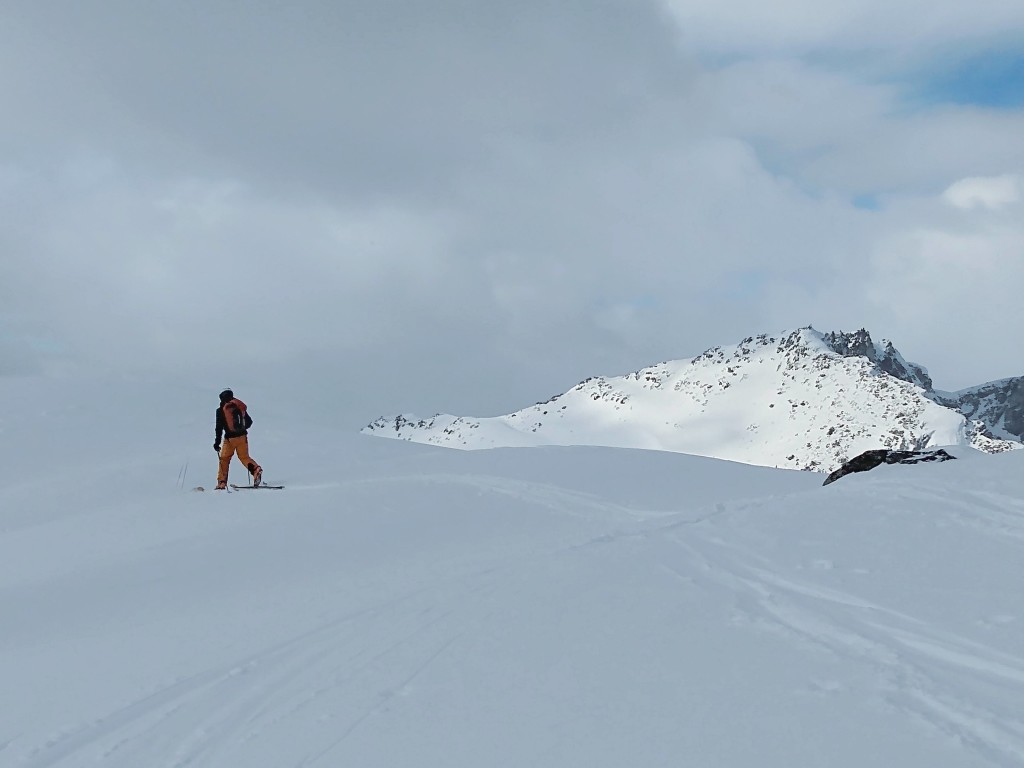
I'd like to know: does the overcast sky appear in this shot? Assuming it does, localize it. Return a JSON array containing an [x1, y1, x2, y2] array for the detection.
[[3, 0, 1023, 423]]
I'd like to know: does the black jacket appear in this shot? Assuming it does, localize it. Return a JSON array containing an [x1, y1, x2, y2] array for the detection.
[[215, 401, 253, 443]]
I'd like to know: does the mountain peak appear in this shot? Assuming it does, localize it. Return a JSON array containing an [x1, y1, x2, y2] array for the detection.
[[364, 326, 1021, 471], [820, 328, 933, 390]]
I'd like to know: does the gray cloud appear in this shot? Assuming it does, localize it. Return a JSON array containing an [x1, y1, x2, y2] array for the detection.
[[658, 0, 1024, 55], [2, 0, 1023, 420], [7, 1, 693, 196]]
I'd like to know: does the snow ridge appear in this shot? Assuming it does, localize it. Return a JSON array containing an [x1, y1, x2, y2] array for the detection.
[[935, 377, 1024, 443], [364, 327, 1023, 471]]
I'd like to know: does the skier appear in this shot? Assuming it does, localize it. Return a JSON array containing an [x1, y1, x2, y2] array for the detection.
[[214, 389, 263, 489]]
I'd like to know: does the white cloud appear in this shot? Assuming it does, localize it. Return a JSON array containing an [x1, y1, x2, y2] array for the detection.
[[943, 175, 1022, 210], [657, 0, 1024, 53], [757, 178, 1024, 388], [697, 59, 1024, 196], [865, 216, 1024, 386]]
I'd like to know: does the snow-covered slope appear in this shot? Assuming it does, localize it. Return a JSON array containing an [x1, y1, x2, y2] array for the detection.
[[365, 327, 1022, 471], [4, 375, 1024, 766]]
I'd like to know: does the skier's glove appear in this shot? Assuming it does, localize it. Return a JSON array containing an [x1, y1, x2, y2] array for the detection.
[[213, 442, 221, 453]]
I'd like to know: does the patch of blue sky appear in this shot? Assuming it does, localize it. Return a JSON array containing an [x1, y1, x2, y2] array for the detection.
[[852, 193, 881, 211], [744, 139, 834, 199], [909, 48, 1024, 109], [743, 138, 886, 211]]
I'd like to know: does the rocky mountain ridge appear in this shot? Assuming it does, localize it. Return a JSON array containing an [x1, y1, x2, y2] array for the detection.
[[364, 327, 1022, 472]]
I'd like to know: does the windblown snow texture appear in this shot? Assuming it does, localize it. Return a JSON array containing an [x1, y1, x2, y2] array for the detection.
[[3, 376, 1024, 767], [365, 327, 1022, 471]]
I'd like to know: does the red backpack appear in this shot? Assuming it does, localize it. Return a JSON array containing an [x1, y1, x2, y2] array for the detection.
[[223, 398, 251, 433]]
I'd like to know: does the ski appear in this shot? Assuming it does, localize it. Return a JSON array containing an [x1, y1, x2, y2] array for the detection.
[[230, 484, 284, 490]]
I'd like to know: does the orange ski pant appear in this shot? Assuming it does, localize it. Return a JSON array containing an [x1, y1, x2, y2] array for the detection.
[[218, 436, 261, 485]]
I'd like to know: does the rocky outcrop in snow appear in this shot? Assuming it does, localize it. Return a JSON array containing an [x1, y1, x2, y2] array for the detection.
[[822, 448, 957, 486], [934, 377, 1024, 444], [822, 329, 934, 391]]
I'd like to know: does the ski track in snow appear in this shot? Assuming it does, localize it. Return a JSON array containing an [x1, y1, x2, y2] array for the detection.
[[23, 481, 1024, 768], [21, 583, 482, 768], [658, 511, 1024, 766], [3, 382, 1024, 768]]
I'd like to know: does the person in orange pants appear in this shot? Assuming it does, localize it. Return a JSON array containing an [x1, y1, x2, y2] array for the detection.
[[214, 388, 263, 489]]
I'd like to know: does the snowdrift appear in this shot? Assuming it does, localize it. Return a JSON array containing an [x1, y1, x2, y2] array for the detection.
[[3, 375, 1024, 767]]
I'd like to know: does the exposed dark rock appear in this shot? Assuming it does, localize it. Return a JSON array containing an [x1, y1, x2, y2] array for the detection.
[[823, 329, 933, 391], [823, 449, 956, 486], [934, 377, 1024, 442], [823, 329, 875, 360]]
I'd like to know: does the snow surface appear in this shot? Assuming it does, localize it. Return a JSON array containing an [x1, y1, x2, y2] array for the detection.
[[365, 328, 1019, 471], [4, 376, 1024, 766]]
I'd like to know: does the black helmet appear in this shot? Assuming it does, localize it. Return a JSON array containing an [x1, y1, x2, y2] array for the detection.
[[219, 388, 234, 403]]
